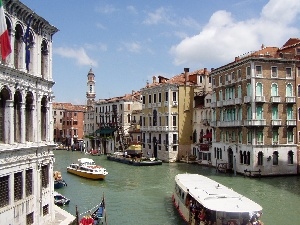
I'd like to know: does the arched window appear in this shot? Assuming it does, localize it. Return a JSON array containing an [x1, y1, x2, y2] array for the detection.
[[247, 106, 252, 120], [272, 105, 278, 120], [271, 83, 278, 96], [14, 90, 22, 143], [273, 151, 279, 165], [258, 151, 263, 165], [286, 84, 293, 97], [256, 83, 263, 96], [246, 83, 251, 96], [288, 151, 294, 164]]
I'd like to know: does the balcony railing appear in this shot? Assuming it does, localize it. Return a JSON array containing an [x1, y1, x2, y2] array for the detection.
[[234, 98, 242, 104], [286, 96, 296, 103], [286, 119, 296, 126], [255, 96, 265, 102], [271, 96, 281, 103], [244, 119, 266, 126], [217, 101, 223, 107], [271, 119, 281, 126], [244, 96, 251, 103]]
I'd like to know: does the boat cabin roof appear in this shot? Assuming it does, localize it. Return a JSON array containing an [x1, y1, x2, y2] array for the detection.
[[175, 174, 262, 213], [78, 158, 95, 164]]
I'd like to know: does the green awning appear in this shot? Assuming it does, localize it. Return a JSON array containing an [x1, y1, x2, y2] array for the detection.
[[95, 128, 116, 135]]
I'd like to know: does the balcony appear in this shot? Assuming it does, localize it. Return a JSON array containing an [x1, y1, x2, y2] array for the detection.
[[271, 96, 281, 103], [255, 96, 265, 102], [172, 101, 178, 107], [223, 99, 234, 106], [286, 119, 296, 126], [147, 104, 152, 109], [211, 102, 217, 108], [217, 101, 223, 107], [244, 119, 266, 126], [210, 121, 217, 127], [234, 98, 242, 104], [271, 119, 282, 126], [286, 96, 296, 103], [157, 102, 162, 107], [244, 96, 251, 103], [164, 101, 168, 107]]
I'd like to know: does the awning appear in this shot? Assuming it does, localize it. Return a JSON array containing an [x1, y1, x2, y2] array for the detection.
[[95, 128, 116, 135], [202, 132, 212, 138]]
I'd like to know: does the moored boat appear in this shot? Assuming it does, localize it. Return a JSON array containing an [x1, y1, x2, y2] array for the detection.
[[79, 195, 107, 225], [53, 171, 67, 189], [67, 158, 108, 180], [172, 174, 263, 225], [54, 191, 70, 206]]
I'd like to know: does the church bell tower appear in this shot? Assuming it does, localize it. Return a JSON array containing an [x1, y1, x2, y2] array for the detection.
[[86, 68, 96, 107]]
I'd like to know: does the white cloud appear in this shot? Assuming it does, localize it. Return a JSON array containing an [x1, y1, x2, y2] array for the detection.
[[54, 47, 98, 67], [95, 4, 118, 14], [127, 5, 137, 14], [143, 7, 175, 25], [170, 0, 300, 68], [96, 22, 106, 30], [123, 41, 142, 53]]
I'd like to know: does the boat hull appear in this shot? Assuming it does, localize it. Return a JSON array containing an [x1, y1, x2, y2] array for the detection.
[[67, 168, 106, 180], [107, 155, 162, 166], [54, 180, 67, 189]]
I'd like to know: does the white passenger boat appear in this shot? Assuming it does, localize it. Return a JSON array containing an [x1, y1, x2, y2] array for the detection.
[[67, 158, 108, 180], [172, 174, 263, 225]]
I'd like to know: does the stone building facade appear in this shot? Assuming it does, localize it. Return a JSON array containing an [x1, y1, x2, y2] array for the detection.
[[190, 68, 213, 165], [210, 42, 299, 176], [0, 0, 58, 224], [140, 69, 196, 162]]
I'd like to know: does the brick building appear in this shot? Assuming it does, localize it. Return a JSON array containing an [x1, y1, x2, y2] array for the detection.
[[53, 103, 86, 149]]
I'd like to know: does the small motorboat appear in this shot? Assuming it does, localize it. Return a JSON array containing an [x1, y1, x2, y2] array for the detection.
[[54, 191, 70, 206], [67, 158, 108, 180]]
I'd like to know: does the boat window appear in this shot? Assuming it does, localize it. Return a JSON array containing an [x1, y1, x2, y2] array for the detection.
[[227, 212, 239, 219]]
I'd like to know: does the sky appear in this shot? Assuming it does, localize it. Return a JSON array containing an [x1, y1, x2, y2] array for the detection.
[[20, 0, 300, 105]]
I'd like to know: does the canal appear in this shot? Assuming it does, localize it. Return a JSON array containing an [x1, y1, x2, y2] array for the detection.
[[53, 150, 300, 225]]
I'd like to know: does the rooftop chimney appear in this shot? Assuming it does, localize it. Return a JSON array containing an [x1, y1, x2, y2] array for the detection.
[[184, 68, 189, 85], [152, 76, 156, 83]]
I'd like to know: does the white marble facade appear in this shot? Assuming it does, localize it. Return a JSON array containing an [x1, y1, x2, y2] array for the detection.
[[0, 1, 58, 224]]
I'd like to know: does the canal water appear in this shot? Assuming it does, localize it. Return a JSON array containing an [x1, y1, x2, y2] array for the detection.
[[53, 150, 300, 225]]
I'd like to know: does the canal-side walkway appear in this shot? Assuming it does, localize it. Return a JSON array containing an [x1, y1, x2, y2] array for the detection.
[[47, 205, 76, 225]]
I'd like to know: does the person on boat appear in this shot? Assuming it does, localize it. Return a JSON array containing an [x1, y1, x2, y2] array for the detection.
[[198, 208, 206, 222]]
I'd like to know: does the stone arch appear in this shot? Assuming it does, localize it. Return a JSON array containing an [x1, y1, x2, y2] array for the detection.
[[41, 39, 49, 79], [14, 23, 24, 69], [25, 91, 34, 142], [41, 95, 48, 141], [0, 86, 11, 142], [14, 90, 23, 142]]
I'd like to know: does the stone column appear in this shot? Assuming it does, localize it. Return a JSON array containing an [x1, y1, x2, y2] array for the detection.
[[5, 100, 14, 144], [48, 100, 53, 142], [31, 105, 36, 142], [36, 97, 41, 143], [45, 105, 50, 142], [20, 102, 26, 144]]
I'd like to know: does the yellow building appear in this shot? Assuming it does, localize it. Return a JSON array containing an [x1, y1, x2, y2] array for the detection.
[[141, 68, 197, 162]]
